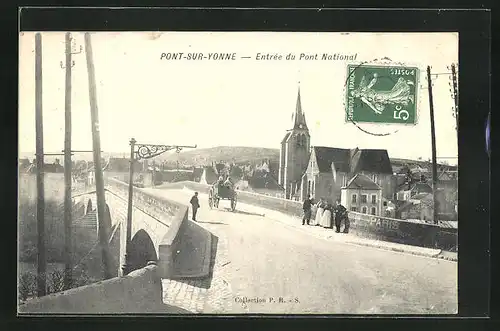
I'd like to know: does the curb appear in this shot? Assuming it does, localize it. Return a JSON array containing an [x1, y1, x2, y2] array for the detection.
[[266, 212, 458, 262], [170, 223, 213, 279], [344, 240, 458, 262]]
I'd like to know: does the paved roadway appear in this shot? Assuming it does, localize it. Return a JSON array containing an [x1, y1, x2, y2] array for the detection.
[[144, 188, 458, 315]]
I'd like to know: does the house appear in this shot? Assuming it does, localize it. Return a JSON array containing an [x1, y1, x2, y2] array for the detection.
[[301, 146, 394, 203], [340, 174, 383, 216], [396, 192, 434, 221], [396, 182, 433, 201], [25, 158, 65, 173]]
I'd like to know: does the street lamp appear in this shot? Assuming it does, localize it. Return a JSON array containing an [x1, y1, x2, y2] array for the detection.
[[121, 138, 197, 276]]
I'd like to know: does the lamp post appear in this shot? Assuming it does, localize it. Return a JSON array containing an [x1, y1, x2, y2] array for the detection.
[[121, 139, 196, 276]]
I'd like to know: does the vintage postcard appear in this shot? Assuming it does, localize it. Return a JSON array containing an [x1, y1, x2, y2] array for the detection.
[[18, 31, 458, 315]]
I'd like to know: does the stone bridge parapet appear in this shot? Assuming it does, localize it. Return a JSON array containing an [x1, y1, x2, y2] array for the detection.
[[18, 264, 165, 314], [173, 181, 457, 251]]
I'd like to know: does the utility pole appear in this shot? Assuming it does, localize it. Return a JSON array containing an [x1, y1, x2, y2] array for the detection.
[[450, 63, 459, 135], [427, 66, 439, 225], [62, 32, 73, 290], [35, 33, 46, 297], [84, 32, 113, 279], [122, 138, 136, 276]]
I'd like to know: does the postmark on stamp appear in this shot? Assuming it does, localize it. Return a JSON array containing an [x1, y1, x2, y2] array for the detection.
[[345, 64, 420, 125]]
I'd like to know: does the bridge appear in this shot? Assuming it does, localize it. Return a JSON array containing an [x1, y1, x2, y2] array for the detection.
[[19, 178, 458, 314]]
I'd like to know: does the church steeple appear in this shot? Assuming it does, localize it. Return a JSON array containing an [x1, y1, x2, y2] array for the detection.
[[292, 86, 308, 131]]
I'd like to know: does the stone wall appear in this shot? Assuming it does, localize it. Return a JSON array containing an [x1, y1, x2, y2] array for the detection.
[[18, 264, 163, 314], [348, 211, 457, 251]]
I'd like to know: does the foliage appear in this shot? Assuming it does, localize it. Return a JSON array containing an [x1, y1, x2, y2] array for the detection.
[[18, 267, 100, 303]]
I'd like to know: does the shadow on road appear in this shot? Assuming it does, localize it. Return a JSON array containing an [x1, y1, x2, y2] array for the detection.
[[220, 207, 265, 217], [196, 220, 228, 226]]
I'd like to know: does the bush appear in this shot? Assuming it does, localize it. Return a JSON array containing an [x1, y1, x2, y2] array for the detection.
[[18, 267, 100, 303]]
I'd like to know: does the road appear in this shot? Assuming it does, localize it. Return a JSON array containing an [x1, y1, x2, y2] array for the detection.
[[145, 187, 458, 315]]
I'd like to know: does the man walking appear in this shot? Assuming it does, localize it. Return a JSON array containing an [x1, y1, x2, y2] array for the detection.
[[302, 194, 313, 225], [190, 192, 200, 221]]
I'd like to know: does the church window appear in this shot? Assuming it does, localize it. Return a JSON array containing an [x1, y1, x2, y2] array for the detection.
[[351, 194, 357, 203], [361, 194, 367, 203], [371, 194, 377, 204], [371, 207, 377, 215], [307, 180, 311, 195], [297, 134, 307, 147], [312, 181, 315, 195], [362, 206, 367, 213], [351, 207, 357, 212]]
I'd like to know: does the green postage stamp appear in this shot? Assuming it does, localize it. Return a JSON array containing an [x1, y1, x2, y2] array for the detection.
[[345, 64, 420, 124]]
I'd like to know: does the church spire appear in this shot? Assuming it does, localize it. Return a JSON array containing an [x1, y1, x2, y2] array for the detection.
[[292, 86, 308, 130]]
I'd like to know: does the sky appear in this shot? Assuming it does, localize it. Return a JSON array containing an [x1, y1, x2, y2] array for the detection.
[[19, 32, 458, 164]]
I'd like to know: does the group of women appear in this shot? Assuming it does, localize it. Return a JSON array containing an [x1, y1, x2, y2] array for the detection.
[[310, 198, 348, 232]]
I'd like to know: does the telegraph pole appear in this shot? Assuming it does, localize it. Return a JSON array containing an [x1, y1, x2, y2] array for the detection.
[[122, 137, 136, 276], [427, 66, 439, 224], [450, 63, 459, 135], [62, 32, 74, 289], [84, 32, 113, 279], [35, 33, 46, 297]]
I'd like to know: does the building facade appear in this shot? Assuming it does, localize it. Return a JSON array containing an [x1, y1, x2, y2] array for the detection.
[[278, 88, 395, 203], [340, 174, 383, 216], [300, 146, 394, 203]]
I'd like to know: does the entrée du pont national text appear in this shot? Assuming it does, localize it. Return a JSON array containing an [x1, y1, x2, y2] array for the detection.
[[160, 52, 358, 61]]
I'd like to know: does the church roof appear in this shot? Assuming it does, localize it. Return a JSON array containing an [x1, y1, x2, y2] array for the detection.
[[292, 87, 308, 130], [349, 149, 393, 174], [314, 146, 351, 173], [281, 132, 291, 144], [345, 173, 381, 190], [313, 146, 393, 175]]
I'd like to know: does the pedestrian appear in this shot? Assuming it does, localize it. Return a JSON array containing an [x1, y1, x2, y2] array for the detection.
[[302, 194, 313, 225], [190, 192, 200, 221], [321, 201, 333, 228], [313, 197, 326, 226], [333, 199, 348, 233]]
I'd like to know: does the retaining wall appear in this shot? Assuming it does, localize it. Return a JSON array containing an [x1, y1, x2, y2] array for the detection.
[[18, 264, 163, 314]]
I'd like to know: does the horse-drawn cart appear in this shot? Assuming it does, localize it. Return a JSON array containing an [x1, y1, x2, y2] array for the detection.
[[208, 182, 237, 212]]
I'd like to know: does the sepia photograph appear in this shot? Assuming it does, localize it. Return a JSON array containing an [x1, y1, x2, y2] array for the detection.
[[18, 31, 458, 315]]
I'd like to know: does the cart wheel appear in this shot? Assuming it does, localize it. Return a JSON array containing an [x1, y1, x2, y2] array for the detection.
[[208, 190, 213, 209]]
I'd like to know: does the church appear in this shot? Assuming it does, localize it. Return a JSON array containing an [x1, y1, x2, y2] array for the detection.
[[278, 88, 395, 204]]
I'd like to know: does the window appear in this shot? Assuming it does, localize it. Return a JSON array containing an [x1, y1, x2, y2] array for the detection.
[[362, 206, 367, 214], [383, 201, 387, 207], [351, 207, 357, 212], [312, 181, 315, 195], [371, 207, 376, 215], [307, 180, 311, 195], [352, 194, 357, 203], [342, 176, 347, 187], [361, 194, 367, 203], [371, 194, 377, 204]]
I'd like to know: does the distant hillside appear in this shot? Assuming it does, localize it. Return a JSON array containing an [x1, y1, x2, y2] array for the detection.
[[157, 146, 280, 167]]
